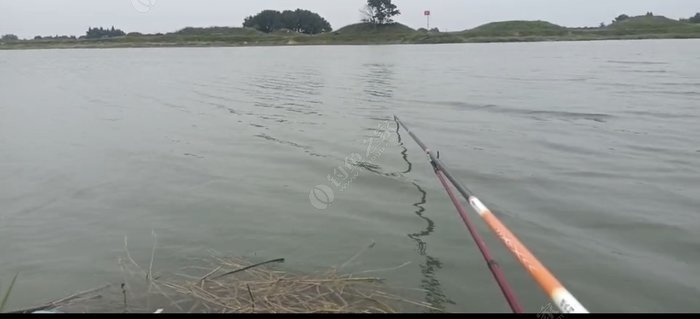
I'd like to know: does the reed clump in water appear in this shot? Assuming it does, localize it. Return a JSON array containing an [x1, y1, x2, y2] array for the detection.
[[159, 256, 437, 313], [10, 235, 438, 313]]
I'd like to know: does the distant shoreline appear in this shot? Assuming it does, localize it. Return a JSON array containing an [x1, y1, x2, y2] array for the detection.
[[2, 17, 699, 51], [2, 35, 699, 51]]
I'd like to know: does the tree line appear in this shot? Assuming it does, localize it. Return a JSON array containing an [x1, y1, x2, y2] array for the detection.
[[2, 26, 127, 42], [243, 9, 332, 34], [682, 12, 700, 23], [10, 2, 699, 42], [613, 12, 700, 24], [1, 34, 18, 41], [3, 0, 404, 42], [34, 35, 77, 40], [242, 1, 402, 34], [85, 26, 126, 39]]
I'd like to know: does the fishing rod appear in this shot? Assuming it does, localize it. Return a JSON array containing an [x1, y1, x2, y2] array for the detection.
[[394, 115, 589, 314]]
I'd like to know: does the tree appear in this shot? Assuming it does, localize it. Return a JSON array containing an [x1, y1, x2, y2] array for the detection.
[[243, 9, 331, 34], [293, 9, 332, 34], [1, 34, 19, 41], [85, 26, 125, 39], [614, 14, 629, 23], [361, 0, 401, 25], [689, 13, 700, 23], [243, 10, 282, 33], [280, 10, 300, 31], [360, 5, 377, 24], [599, 22, 606, 28], [31, 34, 76, 41], [646, 12, 654, 17]]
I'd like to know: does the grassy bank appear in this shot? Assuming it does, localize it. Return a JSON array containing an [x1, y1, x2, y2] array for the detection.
[[1, 15, 699, 50]]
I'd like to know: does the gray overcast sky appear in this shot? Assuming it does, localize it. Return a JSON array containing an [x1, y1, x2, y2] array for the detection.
[[1, 0, 698, 39]]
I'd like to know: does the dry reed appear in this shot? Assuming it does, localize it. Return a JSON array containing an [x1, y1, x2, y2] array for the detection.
[[11, 236, 439, 313]]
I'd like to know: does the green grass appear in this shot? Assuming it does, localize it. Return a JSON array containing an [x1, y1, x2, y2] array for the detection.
[[460, 20, 569, 37], [454, 15, 700, 41], [334, 22, 415, 35], [604, 15, 700, 34], [610, 16, 687, 29], [319, 23, 418, 44], [0, 273, 18, 313], [173, 26, 263, 36], [405, 32, 466, 44]]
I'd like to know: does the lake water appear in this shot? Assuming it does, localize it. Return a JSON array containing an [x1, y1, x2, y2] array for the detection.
[[1, 39, 699, 313]]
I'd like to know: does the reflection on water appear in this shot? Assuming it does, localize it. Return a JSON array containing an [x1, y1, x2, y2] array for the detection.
[[242, 67, 326, 130], [361, 63, 396, 115], [408, 182, 455, 312], [363, 63, 396, 100], [396, 122, 454, 311], [397, 122, 412, 175]]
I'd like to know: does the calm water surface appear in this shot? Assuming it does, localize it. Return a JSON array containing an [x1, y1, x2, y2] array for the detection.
[[1, 40, 699, 312]]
